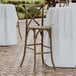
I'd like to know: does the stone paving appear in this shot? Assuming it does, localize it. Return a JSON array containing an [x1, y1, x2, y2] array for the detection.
[[0, 20, 76, 76]]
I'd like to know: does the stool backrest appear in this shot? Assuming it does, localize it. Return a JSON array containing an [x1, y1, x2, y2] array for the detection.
[[24, 4, 45, 28], [56, 0, 69, 7]]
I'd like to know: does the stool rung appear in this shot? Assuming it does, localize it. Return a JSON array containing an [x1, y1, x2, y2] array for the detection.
[[43, 45, 51, 48], [26, 46, 34, 50], [27, 43, 41, 46], [36, 52, 51, 54], [26, 47, 51, 54]]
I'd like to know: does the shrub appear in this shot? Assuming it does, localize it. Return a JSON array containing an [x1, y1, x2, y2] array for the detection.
[[27, 7, 41, 17], [2, 0, 8, 4], [21, 0, 45, 4], [16, 5, 25, 13], [18, 12, 25, 19]]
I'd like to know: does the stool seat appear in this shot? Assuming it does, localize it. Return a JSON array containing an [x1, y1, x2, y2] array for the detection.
[[28, 25, 52, 30]]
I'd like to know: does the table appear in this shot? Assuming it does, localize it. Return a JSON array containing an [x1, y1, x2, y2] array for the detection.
[[0, 4, 18, 45], [44, 6, 76, 68]]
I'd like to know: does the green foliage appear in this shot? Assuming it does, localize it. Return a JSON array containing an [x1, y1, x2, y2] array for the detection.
[[4, 0, 45, 19], [1, 0, 45, 4], [17, 5, 25, 13], [35, 0, 45, 4], [27, 7, 40, 17], [2, 0, 8, 4], [21, 0, 45, 4], [18, 7, 41, 19], [18, 12, 25, 19]]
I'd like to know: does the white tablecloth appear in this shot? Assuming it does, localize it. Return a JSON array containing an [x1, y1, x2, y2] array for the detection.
[[44, 7, 76, 67], [0, 4, 18, 45]]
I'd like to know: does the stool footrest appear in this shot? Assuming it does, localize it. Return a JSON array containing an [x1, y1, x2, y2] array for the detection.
[[26, 46, 34, 50], [36, 52, 51, 54], [27, 43, 41, 46]]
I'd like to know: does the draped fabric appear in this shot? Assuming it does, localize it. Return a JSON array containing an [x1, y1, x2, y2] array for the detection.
[[44, 6, 76, 67], [0, 4, 18, 45]]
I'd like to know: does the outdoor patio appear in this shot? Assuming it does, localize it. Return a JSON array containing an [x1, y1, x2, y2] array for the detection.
[[0, 20, 76, 76]]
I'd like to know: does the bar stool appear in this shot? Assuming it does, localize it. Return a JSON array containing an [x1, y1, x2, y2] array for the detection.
[[20, 4, 55, 72], [16, 3, 23, 39], [7, 1, 22, 39], [58, 0, 68, 7]]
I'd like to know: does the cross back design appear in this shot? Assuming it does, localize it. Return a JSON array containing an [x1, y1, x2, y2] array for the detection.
[[58, 0, 69, 7], [26, 7, 41, 26], [24, 4, 44, 27]]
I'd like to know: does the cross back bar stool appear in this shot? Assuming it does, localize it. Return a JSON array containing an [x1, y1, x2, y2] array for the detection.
[[58, 0, 68, 7], [20, 3, 55, 72], [8, 1, 22, 39], [16, 4, 22, 39]]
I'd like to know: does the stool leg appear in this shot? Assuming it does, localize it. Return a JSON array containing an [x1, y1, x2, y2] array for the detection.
[[49, 29, 55, 70], [20, 30, 28, 67], [41, 31, 44, 64], [17, 21, 22, 39], [34, 30, 36, 73]]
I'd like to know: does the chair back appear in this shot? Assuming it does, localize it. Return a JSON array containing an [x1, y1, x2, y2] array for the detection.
[[24, 4, 45, 28], [56, 0, 69, 7]]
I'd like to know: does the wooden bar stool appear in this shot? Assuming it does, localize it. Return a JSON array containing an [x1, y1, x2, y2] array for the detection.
[[58, 0, 68, 7], [7, 1, 22, 39], [16, 4, 22, 39], [20, 4, 55, 72]]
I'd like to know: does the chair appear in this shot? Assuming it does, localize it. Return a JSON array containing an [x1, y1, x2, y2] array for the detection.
[[20, 4, 55, 72], [8, 1, 22, 39], [58, 0, 69, 7], [16, 4, 23, 39], [46, 0, 56, 8]]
